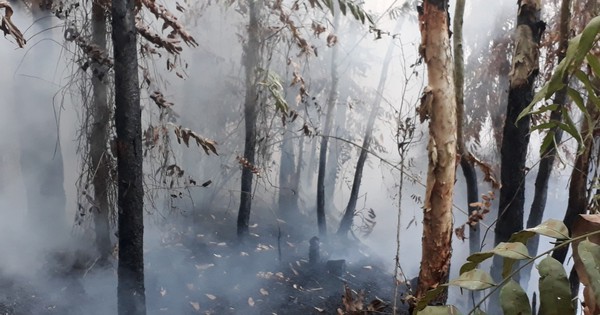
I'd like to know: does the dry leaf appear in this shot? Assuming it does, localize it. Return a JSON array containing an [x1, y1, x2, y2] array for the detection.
[[160, 287, 167, 297], [205, 294, 216, 300], [189, 301, 200, 312], [248, 297, 255, 307], [260, 288, 269, 296], [314, 307, 325, 312]]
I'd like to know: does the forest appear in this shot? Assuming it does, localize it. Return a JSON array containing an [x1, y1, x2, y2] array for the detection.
[[1, 0, 600, 314]]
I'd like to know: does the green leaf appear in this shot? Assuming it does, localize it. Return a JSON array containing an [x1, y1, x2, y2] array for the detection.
[[577, 240, 600, 306], [337, 0, 346, 15], [538, 256, 574, 315], [539, 130, 556, 156], [573, 69, 600, 109], [460, 252, 494, 274], [530, 121, 558, 132], [519, 16, 600, 123], [527, 103, 559, 116], [492, 242, 531, 260], [508, 230, 536, 244], [500, 280, 532, 315], [416, 306, 463, 315], [448, 269, 495, 291], [414, 285, 446, 312], [525, 219, 569, 239]]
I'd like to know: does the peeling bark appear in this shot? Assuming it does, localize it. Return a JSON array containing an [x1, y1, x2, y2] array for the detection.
[[415, 1, 457, 304]]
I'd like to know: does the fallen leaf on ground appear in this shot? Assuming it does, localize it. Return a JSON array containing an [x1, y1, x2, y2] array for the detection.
[[260, 288, 269, 296], [248, 297, 255, 307], [205, 294, 216, 300], [189, 301, 200, 311]]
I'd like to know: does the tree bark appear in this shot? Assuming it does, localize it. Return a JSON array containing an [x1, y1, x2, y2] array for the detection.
[[91, 0, 112, 263], [337, 19, 400, 237], [112, 0, 146, 313], [452, 0, 480, 255], [491, 0, 544, 283], [237, 0, 261, 239], [415, 1, 457, 304], [522, 0, 571, 288]]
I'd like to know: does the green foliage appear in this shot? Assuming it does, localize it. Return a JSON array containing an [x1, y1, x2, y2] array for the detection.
[[517, 16, 600, 155], [257, 69, 289, 113], [578, 240, 600, 305], [413, 219, 600, 314], [538, 256, 573, 315], [308, 0, 374, 25], [413, 219, 576, 314], [500, 280, 531, 315]]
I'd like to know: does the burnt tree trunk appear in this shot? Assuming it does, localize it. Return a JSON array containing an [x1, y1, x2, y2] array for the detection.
[[522, 0, 571, 288], [316, 12, 340, 238], [492, 0, 544, 282], [415, 1, 457, 305], [90, 0, 112, 263], [237, 0, 261, 239], [112, 0, 146, 313], [337, 19, 400, 237]]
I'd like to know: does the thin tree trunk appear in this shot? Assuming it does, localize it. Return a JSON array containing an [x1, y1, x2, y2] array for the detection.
[[91, 0, 112, 263], [522, 0, 571, 288], [337, 19, 401, 237], [491, 0, 544, 284], [452, 0, 480, 255], [278, 128, 298, 219], [415, 1, 457, 304], [316, 13, 340, 238], [552, 103, 599, 264], [237, 0, 261, 239], [112, 0, 146, 313]]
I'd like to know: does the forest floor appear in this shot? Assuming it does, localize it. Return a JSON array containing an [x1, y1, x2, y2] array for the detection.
[[0, 210, 412, 315]]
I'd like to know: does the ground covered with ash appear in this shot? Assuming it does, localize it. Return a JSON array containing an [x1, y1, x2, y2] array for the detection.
[[0, 212, 412, 315]]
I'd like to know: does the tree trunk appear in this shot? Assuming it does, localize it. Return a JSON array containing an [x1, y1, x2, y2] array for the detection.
[[415, 1, 457, 304], [112, 0, 146, 313], [522, 0, 571, 288], [491, 0, 543, 282], [278, 127, 299, 219], [237, 0, 261, 239], [316, 13, 340, 238], [552, 102, 600, 264], [337, 19, 400, 237], [91, 0, 112, 263], [15, 6, 66, 242], [452, 0, 480, 255]]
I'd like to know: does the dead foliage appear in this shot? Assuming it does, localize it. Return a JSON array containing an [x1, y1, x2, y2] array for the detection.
[[64, 27, 113, 68], [0, 0, 26, 48], [454, 191, 495, 241], [141, 0, 198, 47], [572, 214, 600, 315], [173, 126, 218, 155], [337, 284, 387, 314], [466, 153, 500, 189], [237, 156, 261, 177]]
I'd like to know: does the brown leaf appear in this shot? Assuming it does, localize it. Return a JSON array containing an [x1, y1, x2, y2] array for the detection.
[[0, 1, 25, 48]]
